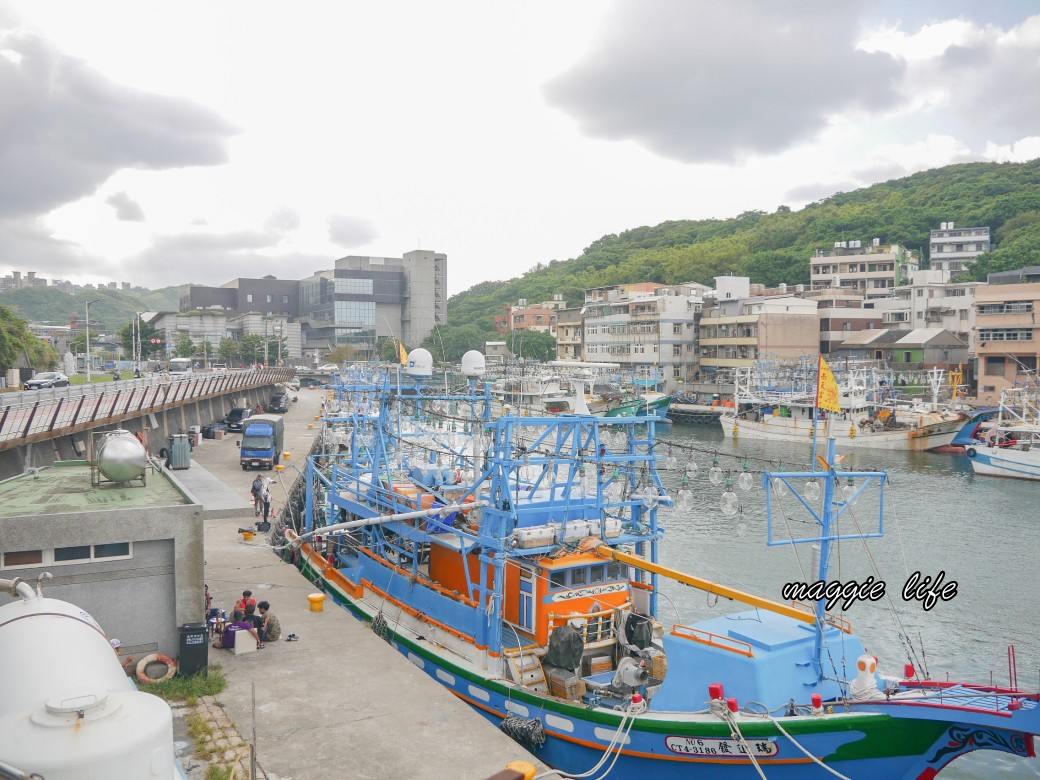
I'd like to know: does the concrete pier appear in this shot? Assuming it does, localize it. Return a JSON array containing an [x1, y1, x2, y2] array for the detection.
[[172, 387, 542, 779]]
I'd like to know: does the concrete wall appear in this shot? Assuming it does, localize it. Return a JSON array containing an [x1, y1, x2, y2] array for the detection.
[[0, 502, 203, 658]]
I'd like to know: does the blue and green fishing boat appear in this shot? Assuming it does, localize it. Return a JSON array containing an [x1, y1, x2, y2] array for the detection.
[[286, 350, 1038, 778]]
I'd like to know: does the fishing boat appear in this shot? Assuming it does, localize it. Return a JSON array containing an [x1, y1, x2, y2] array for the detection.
[[285, 350, 1039, 778], [967, 388, 1040, 481], [721, 366, 966, 451]]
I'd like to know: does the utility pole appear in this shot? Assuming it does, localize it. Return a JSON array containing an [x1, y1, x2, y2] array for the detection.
[[84, 299, 101, 381], [263, 318, 269, 369]]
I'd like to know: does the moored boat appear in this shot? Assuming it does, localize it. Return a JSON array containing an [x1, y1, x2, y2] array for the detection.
[[968, 388, 1040, 481], [284, 353, 1039, 778], [721, 366, 966, 451]]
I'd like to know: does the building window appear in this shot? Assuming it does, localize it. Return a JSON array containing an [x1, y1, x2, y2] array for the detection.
[[985, 356, 1006, 375], [266, 294, 273, 303], [246, 294, 254, 303], [1, 543, 132, 570], [282, 295, 289, 304]]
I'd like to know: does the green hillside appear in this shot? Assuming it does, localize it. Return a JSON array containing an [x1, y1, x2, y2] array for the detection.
[[429, 159, 1040, 359], [0, 285, 184, 333]]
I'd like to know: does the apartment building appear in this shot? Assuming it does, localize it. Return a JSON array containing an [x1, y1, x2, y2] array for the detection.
[[872, 270, 981, 347], [810, 240, 918, 300], [698, 295, 818, 375], [929, 221, 991, 274], [555, 308, 582, 360], [802, 289, 882, 354], [973, 281, 1040, 404], [582, 283, 703, 391], [181, 277, 300, 318]]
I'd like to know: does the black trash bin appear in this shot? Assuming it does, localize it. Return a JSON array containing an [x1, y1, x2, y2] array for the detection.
[[178, 622, 209, 677], [202, 425, 214, 440]]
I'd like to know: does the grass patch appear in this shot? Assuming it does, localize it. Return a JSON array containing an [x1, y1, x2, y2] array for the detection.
[[206, 766, 234, 780], [138, 665, 227, 706]]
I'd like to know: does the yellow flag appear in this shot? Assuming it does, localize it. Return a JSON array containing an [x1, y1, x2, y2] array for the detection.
[[816, 356, 841, 412], [398, 341, 408, 366]]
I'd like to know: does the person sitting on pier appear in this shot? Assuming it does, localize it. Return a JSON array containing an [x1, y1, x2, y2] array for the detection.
[[244, 603, 264, 632], [236, 590, 257, 613], [214, 610, 260, 650], [257, 601, 281, 642]]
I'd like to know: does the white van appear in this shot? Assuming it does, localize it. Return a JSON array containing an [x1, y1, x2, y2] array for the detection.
[[169, 358, 194, 374]]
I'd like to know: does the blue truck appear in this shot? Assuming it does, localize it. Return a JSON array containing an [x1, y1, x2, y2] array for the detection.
[[238, 414, 285, 470]]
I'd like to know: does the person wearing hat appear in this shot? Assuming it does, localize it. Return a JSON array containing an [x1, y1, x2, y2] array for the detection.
[[111, 639, 136, 676]]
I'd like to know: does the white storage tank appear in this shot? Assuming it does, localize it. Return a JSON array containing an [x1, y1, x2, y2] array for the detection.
[[96, 429, 148, 483], [0, 588, 176, 779]]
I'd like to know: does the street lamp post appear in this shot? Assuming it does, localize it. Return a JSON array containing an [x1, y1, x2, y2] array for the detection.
[[84, 299, 101, 381]]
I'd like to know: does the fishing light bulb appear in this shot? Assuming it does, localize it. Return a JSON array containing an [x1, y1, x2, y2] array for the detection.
[[738, 461, 753, 492], [804, 478, 821, 503], [686, 461, 699, 479], [842, 476, 857, 503], [677, 475, 694, 510], [720, 478, 739, 516], [664, 449, 678, 470], [708, 455, 724, 486], [641, 484, 659, 509], [771, 477, 788, 497]]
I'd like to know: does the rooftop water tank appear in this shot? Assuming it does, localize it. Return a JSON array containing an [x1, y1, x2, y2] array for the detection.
[[406, 348, 433, 377], [0, 592, 174, 778], [95, 430, 148, 483]]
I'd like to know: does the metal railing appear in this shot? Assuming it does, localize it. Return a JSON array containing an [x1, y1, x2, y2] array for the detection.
[[0, 368, 295, 451]]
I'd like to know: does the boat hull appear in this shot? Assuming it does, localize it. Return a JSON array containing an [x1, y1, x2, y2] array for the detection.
[[720, 414, 963, 452], [968, 444, 1040, 481], [291, 542, 1035, 780]]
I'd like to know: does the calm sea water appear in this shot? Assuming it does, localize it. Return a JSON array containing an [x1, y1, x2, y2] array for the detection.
[[653, 422, 1040, 779]]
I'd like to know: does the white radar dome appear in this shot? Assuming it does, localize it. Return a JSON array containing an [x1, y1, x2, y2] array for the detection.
[[406, 348, 434, 377], [461, 351, 486, 379]]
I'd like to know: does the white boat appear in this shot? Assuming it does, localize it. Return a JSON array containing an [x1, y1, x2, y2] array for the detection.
[[720, 366, 966, 451], [968, 387, 1040, 480]]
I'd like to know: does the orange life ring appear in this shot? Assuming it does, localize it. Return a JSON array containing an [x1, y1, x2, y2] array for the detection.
[[136, 652, 178, 683]]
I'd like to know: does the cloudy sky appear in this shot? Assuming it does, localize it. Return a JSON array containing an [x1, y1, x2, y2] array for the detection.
[[1, 1, 1038, 294]]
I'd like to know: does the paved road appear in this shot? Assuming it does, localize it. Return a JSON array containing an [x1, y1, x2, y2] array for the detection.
[[177, 386, 542, 780]]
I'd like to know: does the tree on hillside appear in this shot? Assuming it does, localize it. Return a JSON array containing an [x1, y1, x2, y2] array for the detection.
[[0, 305, 59, 370], [506, 330, 557, 362], [421, 325, 490, 363]]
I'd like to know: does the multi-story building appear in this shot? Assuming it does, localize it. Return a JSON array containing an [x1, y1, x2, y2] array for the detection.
[[180, 277, 300, 319], [802, 289, 882, 355], [555, 308, 582, 361], [582, 283, 703, 391], [929, 221, 991, 275], [871, 270, 981, 347], [184, 250, 446, 361], [698, 293, 818, 375], [973, 280, 1040, 404], [810, 240, 918, 300], [510, 304, 558, 335], [145, 311, 303, 364]]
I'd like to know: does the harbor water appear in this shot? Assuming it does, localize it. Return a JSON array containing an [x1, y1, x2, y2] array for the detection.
[[654, 422, 1040, 779]]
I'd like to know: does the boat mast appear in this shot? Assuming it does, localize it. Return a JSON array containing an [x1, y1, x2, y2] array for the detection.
[[764, 437, 887, 682]]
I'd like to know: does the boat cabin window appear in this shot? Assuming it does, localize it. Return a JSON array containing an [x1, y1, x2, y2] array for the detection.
[[549, 570, 567, 590], [607, 562, 629, 580], [571, 568, 587, 586], [589, 564, 605, 584]]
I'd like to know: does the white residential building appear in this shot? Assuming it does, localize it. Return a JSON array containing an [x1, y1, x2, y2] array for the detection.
[[929, 221, 991, 274]]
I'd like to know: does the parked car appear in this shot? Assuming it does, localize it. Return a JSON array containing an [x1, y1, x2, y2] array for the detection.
[[24, 371, 70, 390], [223, 407, 255, 432], [211, 363, 228, 371], [317, 364, 339, 373], [266, 391, 290, 413], [285, 378, 301, 392]]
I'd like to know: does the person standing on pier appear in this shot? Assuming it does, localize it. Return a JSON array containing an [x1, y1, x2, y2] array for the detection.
[[250, 475, 263, 516], [260, 477, 273, 524]]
